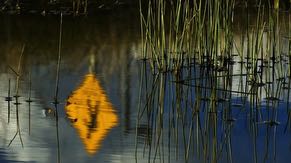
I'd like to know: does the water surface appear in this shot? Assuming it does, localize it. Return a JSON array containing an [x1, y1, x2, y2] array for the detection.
[[0, 7, 291, 163]]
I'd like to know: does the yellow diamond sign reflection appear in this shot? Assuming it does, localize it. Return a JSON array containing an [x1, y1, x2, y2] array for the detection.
[[65, 73, 118, 155]]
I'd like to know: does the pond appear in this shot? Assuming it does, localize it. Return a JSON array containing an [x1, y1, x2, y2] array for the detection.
[[0, 4, 291, 163]]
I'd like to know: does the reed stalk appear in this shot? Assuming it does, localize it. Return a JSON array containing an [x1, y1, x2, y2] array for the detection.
[[8, 44, 25, 148]]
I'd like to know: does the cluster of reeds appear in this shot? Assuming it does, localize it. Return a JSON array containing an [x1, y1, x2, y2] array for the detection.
[[140, 0, 236, 72], [7, 44, 25, 148], [136, 0, 291, 162], [4, 13, 64, 163]]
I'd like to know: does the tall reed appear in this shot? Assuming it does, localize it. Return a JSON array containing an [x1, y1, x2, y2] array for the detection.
[[8, 44, 25, 148]]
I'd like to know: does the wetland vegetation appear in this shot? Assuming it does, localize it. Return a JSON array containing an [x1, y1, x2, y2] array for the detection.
[[0, 0, 291, 163]]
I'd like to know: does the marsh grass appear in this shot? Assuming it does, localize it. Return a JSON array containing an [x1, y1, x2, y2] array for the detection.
[[7, 44, 25, 148], [137, 0, 291, 162], [140, 0, 239, 72]]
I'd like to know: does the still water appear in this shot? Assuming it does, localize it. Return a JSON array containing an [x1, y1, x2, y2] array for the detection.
[[0, 8, 291, 163]]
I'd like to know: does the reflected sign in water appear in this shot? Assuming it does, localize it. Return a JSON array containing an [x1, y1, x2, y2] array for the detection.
[[65, 73, 118, 155]]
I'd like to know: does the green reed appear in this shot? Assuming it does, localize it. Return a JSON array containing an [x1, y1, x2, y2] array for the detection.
[[137, 1, 291, 162], [140, 0, 237, 73]]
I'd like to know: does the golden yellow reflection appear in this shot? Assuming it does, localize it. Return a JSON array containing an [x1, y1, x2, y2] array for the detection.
[[65, 73, 118, 155]]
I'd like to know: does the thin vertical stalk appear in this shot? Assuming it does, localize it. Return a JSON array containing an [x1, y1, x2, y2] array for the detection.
[[54, 12, 63, 163]]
